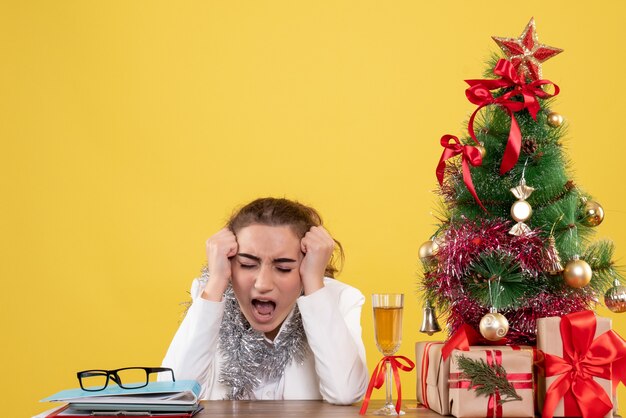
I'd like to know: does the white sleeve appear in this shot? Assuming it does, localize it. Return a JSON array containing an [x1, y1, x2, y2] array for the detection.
[[159, 278, 224, 399], [296, 281, 368, 405]]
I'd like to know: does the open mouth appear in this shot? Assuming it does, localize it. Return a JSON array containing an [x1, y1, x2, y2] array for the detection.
[[251, 299, 276, 322]]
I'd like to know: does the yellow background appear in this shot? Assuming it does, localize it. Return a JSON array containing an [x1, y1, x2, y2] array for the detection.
[[2, 1, 625, 416]]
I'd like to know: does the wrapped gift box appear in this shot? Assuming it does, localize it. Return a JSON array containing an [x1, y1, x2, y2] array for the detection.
[[416, 342, 536, 416], [449, 348, 535, 418], [416, 342, 451, 415], [537, 313, 614, 418]]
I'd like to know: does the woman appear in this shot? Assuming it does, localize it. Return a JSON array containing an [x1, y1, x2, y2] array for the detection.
[[160, 198, 368, 404]]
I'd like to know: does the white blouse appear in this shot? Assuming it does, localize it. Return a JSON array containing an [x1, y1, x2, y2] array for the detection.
[[160, 277, 368, 405]]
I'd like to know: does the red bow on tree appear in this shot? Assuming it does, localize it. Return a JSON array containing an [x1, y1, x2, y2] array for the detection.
[[465, 58, 559, 175], [436, 134, 485, 211]]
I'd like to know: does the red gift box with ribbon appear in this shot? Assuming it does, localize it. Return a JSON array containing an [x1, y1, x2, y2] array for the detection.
[[449, 348, 535, 418], [537, 311, 626, 418]]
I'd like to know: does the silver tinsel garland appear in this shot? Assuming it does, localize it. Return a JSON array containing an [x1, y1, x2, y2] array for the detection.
[[217, 286, 309, 400]]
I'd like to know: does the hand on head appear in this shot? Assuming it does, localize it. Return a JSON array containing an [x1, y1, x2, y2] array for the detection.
[[299, 226, 335, 295], [202, 228, 238, 301]]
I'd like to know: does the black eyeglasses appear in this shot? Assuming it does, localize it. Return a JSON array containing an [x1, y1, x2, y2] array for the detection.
[[77, 367, 175, 391]]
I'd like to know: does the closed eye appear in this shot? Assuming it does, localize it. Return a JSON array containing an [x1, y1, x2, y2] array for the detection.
[[239, 262, 257, 269], [276, 267, 293, 273]]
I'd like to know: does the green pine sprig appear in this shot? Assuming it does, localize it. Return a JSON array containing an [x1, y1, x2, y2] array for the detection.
[[583, 240, 624, 292], [466, 251, 529, 310], [456, 355, 523, 404]]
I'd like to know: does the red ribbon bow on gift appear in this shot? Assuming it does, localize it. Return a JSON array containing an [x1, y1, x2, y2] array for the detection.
[[436, 134, 485, 211], [542, 310, 626, 418], [441, 324, 508, 360], [359, 355, 415, 415], [465, 58, 559, 175]]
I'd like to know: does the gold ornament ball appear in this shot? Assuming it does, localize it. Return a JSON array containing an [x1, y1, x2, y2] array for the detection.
[[511, 200, 533, 222], [563, 258, 592, 288], [479, 311, 509, 341], [582, 200, 605, 227], [605, 283, 626, 313], [476, 145, 487, 159], [547, 112, 564, 127], [419, 239, 439, 262]]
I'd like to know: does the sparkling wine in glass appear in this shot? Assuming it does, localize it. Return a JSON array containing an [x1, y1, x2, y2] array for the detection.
[[372, 293, 404, 415]]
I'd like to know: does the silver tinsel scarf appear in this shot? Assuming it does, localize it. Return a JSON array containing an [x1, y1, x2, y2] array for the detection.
[[217, 286, 309, 400]]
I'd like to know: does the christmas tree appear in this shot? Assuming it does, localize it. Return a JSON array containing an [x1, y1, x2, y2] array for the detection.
[[419, 18, 626, 345]]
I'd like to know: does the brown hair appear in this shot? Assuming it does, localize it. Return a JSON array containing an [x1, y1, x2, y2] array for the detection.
[[227, 197, 344, 277]]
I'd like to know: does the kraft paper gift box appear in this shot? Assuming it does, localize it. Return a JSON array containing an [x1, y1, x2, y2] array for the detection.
[[416, 342, 451, 415], [416, 342, 536, 416], [537, 313, 614, 418], [449, 348, 535, 418]]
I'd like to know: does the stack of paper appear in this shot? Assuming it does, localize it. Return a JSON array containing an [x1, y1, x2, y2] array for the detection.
[[37, 380, 203, 417]]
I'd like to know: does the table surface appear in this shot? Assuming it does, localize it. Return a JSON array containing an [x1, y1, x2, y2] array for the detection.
[[193, 400, 442, 417]]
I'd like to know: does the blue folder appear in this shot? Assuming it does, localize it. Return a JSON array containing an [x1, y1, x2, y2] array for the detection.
[[41, 380, 202, 409]]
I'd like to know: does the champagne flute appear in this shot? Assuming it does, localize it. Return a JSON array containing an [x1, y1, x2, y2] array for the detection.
[[372, 293, 404, 415]]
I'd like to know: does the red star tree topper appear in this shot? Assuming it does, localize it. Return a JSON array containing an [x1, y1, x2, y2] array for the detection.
[[492, 17, 563, 81]]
